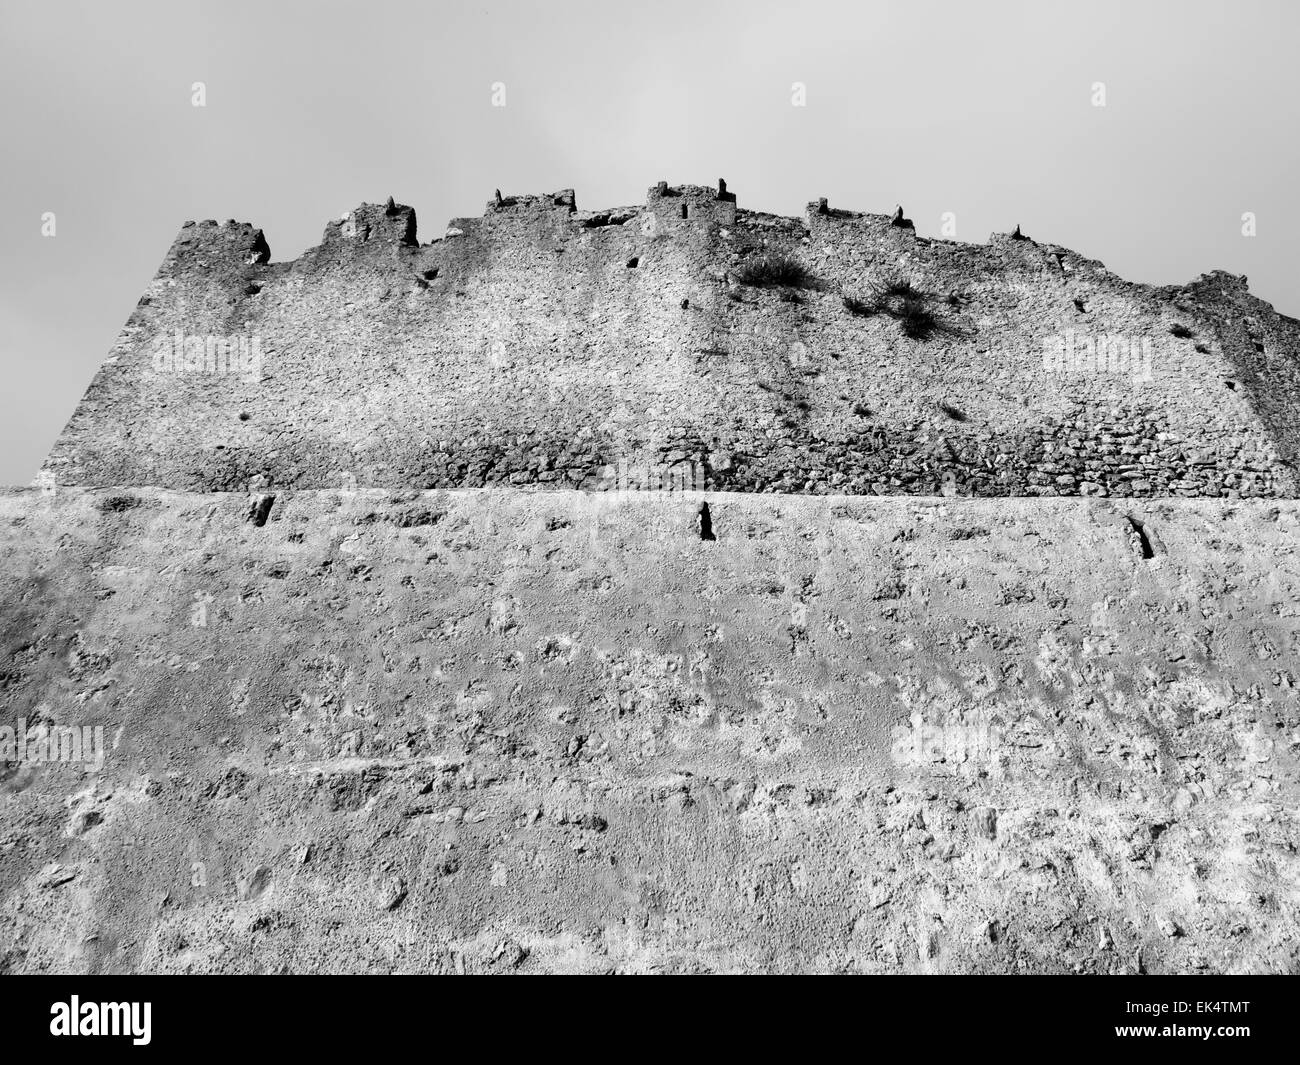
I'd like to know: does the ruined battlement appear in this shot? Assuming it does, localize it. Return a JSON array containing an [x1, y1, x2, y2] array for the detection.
[[162, 219, 271, 274], [41, 179, 1300, 498], [644, 180, 738, 228], [326, 199, 418, 248]]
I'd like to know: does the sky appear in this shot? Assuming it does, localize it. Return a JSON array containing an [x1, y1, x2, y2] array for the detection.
[[1, 0, 1297, 485]]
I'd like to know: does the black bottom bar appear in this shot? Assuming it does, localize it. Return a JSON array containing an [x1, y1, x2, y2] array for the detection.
[[2, 976, 1289, 1053]]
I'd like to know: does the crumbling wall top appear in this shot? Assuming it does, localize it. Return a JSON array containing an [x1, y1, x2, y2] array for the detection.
[[645, 180, 737, 226], [321, 198, 418, 248], [165, 219, 271, 273]]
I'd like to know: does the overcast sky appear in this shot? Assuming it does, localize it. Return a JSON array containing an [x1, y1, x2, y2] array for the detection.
[[2, 0, 1296, 485]]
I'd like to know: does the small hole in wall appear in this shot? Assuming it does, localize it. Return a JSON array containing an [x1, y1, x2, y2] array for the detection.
[[626, 257, 639, 268], [698, 502, 716, 541], [244, 282, 261, 296], [1224, 379, 1238, 390], [1125, 515, 1155, 560], [239, 412, 251, 421], [247, 494, 275, 528], [422, 268, 439, 280], [680, 204, 689, 220], [1073, 297, 1087, 313]]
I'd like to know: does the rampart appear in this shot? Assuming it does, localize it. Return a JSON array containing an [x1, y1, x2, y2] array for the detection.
[[42, 182, 1300, 498]]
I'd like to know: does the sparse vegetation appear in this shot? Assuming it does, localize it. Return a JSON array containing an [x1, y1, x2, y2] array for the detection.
[[735, 253, 819, 290], [897, 295, 939, 339], [843, 278, 955, 341], [880, 279, 923, 300]]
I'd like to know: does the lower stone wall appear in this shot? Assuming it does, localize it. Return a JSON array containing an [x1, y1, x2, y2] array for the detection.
[[1, 488, 1297, 973]]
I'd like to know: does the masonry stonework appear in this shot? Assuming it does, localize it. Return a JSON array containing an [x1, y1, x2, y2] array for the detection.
[[43, 182, 1300, 499], [7, 182, 1300, 976]]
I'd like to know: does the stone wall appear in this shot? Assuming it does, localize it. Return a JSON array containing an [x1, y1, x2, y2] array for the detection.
[[42, 182, 1300, 498], [1, 488, 1297, 973]]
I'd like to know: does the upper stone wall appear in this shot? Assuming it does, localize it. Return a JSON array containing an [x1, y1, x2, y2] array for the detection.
[[41, 181, 1300, 497]]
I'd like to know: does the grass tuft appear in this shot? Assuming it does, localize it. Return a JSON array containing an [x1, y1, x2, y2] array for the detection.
[[735, 253, 819, 290], [843, 276, 962, 341], [897, 295, 940, 339]]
